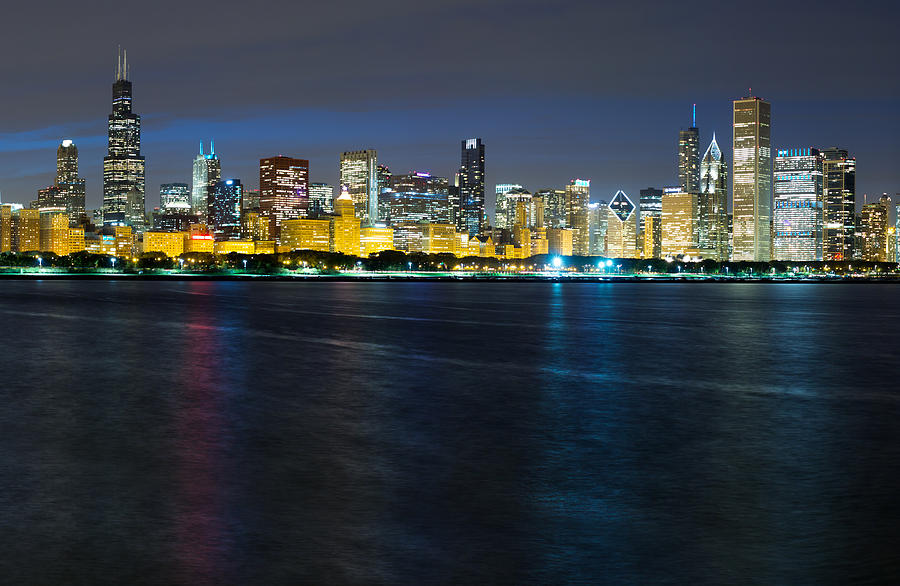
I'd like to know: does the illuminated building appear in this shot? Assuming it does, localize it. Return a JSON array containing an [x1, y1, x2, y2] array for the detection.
[[822, 148, 856, 260], [160, 183, 191, 211], [331, 187, 361, 255], [588, 202, 608, 256], [208, 179, 243, 239], [732, 96, 772, 261], [858, 195, 890, 262], [115, 226, 133, 257], [643, 216, 660, 259], [103, 49, 146, 229], [243, 188, 260, 211], [566, 179, 591, 255], [361, 226, 395, 256], [242, 210, 270, 242], [661, 188, 699, 256], [214, 240, 256, 255], [37, 186, 67, 211], [385, 191, 450, 225], [547, 228, 574, 256], [191, 142, 221, 223], [0, 205, 12, 252], [699, 135, 728, 260], [639, 187, 663, 234], [458, 138, 485, 235], [376, 164, 391, 221], [530, 227, 549, 255], [896, 202, 900, 263], [606, 190, 639, 258], [68, 228, 85, 253], [40, 211, 70, 255], [143, 231, 186, 258], [17, 209, 41, 252], [308, 183, 334, 215], [153, 211, 199, 232], [56, 140, 86, 223], [773, 148, 823, 261], [421, 224, 458, 255], [340, 150, 378, 223], [394, 172, 450, 196], [259, 155, 309, 240], [281, 218, 332, 252], [678, 106, 700, 194], [496, 187, 532, 230], [494, 184, 524, 229], [538, 188, 567, 228]]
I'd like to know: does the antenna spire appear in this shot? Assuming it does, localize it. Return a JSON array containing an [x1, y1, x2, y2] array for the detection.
[[124, 48, 128, 80], [199, 141, 204, 156], [210, 140, 215, 155], [692, 103, 696, 127]]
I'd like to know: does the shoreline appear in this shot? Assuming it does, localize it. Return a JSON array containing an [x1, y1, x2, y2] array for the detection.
[[1, 271, 899, 283]]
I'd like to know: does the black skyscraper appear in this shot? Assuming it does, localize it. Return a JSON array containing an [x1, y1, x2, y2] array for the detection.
[[458, 138, 485, 236]]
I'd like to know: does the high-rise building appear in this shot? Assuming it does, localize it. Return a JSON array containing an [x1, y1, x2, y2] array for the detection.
[[606, 190, 639, 258], [588, 202, 608, 256], [208, 179, 243, 239], [458, 138, 485, 235], [661, 187, 699, 257], [259, 155, 309, 240], [858, 195, 890, 262], [160, 183, 191, 211], [678, 106, 700, 194], [732, 96, 772, 261], [102, 49, 146, 230], [308, 183, 334, 215], [896, 201, 900, 264], [639, 188, 663, 233], [55, 140, 86, 223], [191, 142, 220, 222], [822, 148, 856, 261], [340, 150, 378, 224], [565, 179, 591, 255], [536, 189, 567, 228], [0, 205, 13, 252], [495, 186, 532, 230], [699, 135, 728, 260], [332, 186, 361, 256], [773, 148, 824, 261]]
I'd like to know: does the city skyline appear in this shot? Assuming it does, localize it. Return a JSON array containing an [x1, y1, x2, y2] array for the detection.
[[0, 0, 897, 213]]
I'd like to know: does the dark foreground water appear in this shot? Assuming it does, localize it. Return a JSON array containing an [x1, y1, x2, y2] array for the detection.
[[0, 281, 899, 584]]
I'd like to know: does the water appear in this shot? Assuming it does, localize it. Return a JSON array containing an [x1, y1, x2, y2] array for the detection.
[[0, 280, 898, 584]]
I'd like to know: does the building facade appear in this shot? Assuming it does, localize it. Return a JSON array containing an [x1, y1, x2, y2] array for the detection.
[[732, 96, 772, 261], [606, 190, 639, 258], [822, 148, 856, 261], [565, 179, 591, 255], [56, 140, 86, 223], [858, 195, 890, 262], [340, 150, 378, 224], [458, 138, 485, 236], [773, 148, 824, 261], [678, 112, 700, 194], [259, 155, 309, 240], [208, 179, 243, 239], [102, 50, 146, 230], [699, 135, 728, 260]]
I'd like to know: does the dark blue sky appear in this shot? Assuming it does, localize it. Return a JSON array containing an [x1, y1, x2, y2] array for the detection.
[[0, 0, 898, 215]]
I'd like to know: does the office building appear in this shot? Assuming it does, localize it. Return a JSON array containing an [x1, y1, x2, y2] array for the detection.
[[588, 202, 608, 256], [537, 188, 567, 228], [496, 186, 532, 230], [208, 179, 243, 239], [565, 179, 591, 255], [160, 183, 191, 211], [458, 138, 485, 235], [55, 140, 86, 223], [340, 150, 378, 223], [259, 155, 309, 240], [102, 49, 146, 229], [308, 183, 334, 215], [773, 148, 823, 261], [678, 106, 700, 194], [606, 190, 639, 258], [858, 195, 890, 262], [699, 134, 728, 260], [822, 148, 856, 261], [732, 96, 772, 261], [661, 187, 699, 257], [191, 142, 221, 222], [332, 187, 361, 256]]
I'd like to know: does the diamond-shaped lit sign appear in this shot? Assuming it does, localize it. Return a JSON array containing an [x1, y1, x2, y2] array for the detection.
[[608, 190, 635, 222]]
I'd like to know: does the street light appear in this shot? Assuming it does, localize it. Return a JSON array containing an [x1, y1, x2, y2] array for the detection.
[[243, 259, 248, 270], [37, 256, 42, 269]]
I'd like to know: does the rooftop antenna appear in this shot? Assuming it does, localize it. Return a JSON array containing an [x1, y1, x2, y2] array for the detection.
[[692, 103, 696, 127], [200, 141, 204, 156], [124, 48, 128, 80], [116, 46, 121, 80], [211, 140, 215, 155]]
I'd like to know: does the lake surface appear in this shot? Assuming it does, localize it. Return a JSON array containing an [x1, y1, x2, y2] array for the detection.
[[0, 281, 898, 584]]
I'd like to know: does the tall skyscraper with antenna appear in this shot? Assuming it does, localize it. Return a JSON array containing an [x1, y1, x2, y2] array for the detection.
[[102, 48, 146, 229], [192, 141, 221, 223], [678, 105, 700, 194]]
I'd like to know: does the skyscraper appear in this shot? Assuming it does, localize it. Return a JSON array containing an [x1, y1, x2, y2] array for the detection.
[[822, 148, 856, 261], [858, 195, 890, 262], [56, 140, 86, 223], [308, 183, 334, 215], [699, 135, 728, 260], [773, 148, 824, 261], [606, 190, 639, 258], [191, 142, 220, 223], [565, 179, 591, 255], [340, 150, 378, 224], [661, 187, 699, 257], [536, 188, 567, 228], [678, 106, 700, 194], [259, 155, 309, 240], [103, 49, 145, 229], [732, 96, 772, 261], [208, 179, 243, 239], [160, 183, 191, 211], [458, 138, 485, 236]]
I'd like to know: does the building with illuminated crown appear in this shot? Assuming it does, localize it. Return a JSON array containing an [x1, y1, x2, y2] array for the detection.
[[732, 96, 772, 261], [773, 148, 823, 261], [699, 135, 728, 260]]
